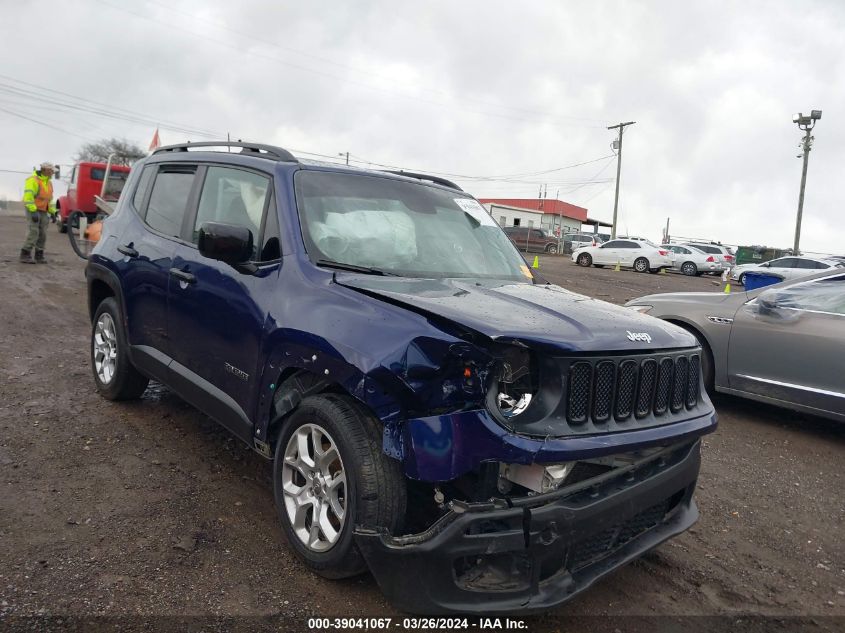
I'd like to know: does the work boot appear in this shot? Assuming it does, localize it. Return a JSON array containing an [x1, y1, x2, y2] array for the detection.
[[34, 250, 47, 264], [19, 249, 35, 264]]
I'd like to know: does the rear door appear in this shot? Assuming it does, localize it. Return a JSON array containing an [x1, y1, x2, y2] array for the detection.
[[727, 274, 845, 416], [167, 164, 282, 442], [120, 163, 196, 376]]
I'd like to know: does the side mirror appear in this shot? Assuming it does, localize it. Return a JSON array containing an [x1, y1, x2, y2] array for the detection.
[[53, 166, 61, 180], [760, 262, 770, 267], [198, 222, 253, 266]]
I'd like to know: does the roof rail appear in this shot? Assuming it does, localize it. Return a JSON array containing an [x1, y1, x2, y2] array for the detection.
[[382, 170, 463, 192], [152, 141, 298, 163]]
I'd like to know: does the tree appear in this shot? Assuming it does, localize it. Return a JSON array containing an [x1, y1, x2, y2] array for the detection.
[[74, 138, 146, 165]]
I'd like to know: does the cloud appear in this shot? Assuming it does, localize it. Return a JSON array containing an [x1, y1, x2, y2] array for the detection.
[[0, 0, 842, 254]]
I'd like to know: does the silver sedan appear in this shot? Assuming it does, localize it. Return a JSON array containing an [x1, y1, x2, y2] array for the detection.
[[626, 270, 845, 422]]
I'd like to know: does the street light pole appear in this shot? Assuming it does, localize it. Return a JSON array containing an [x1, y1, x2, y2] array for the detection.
[[792, 110, 821, 254], [607, 121, 635, 239]]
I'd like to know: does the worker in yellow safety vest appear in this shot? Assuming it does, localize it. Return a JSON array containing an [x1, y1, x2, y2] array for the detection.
[[20, 162, 57, 264]]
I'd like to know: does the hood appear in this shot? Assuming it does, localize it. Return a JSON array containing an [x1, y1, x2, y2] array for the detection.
[[335, 275, 697, 353], [627, 291, 748, 307]]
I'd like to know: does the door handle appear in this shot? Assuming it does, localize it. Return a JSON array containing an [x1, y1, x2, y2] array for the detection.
[[118, 244, 138, 257], [169, 268, 196, 284]]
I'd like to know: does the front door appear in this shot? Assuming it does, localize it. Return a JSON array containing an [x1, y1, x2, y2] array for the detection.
[[728, 274, 845, 415], [166, 165, 282, 443]]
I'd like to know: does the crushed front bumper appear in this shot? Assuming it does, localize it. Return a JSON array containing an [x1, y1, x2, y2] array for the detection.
[[355, 440, 701, 615]]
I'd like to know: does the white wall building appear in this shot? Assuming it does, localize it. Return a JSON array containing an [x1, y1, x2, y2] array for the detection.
[[484, 203, 545, 228]]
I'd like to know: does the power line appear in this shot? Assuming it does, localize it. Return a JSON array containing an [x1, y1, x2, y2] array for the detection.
[[142, 0, 610, 126], [96, 0, 609, 129]]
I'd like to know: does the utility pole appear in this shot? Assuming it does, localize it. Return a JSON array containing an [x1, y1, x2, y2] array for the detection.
[[607, 121, 635, 239], [338, 151, 350, 165], [792, 110, 821, 254]]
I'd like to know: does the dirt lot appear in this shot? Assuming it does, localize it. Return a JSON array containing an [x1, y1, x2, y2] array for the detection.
[[1, 215, 843, 630]]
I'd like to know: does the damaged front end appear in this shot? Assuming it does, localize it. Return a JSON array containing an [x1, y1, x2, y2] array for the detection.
[[355, 440, 702, 614]]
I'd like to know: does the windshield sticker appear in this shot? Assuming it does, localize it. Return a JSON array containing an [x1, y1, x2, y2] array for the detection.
[[454, 198, 497, 227]]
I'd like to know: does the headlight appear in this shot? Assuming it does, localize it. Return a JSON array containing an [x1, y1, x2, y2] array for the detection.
[[489, 347, 537, 419], [628, 304, 653, 314]]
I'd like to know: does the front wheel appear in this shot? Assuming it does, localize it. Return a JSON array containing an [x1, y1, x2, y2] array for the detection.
[[273, 394, 406, 579], [738, 273, 746, 286], [545, 244, 558, 254], [576, 252, 592, 267], [633, 257, 649, 273]]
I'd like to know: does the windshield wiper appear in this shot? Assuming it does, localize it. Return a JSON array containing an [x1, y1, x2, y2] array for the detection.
[[315, 259, 396, 276]]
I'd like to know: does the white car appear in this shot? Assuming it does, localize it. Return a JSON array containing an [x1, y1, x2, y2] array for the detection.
[[572, 238, 672, 273], [731, 255, 844, 285], [682, 243, 735, 267], [661, 244, 724, 276]]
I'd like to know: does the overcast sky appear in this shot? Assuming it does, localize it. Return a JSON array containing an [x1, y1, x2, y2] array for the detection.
[[1, 0, 843, 254]]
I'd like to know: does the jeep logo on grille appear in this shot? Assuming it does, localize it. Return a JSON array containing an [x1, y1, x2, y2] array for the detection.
[[626, 331, 652, 344]]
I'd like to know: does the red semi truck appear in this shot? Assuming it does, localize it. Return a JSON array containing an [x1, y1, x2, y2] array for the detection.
[[56, 161, 131, 233]]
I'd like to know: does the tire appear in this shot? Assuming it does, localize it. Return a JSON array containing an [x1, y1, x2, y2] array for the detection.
[[545, 244, 558, 254], [273, 394, 406, 579], [576, 252, 592, 267], [91, 297, 149, 400], [738, 273, 746, 286], [681, 262, 697, 276], [57, 217, 67, 234], [633, 257, 649, 273]]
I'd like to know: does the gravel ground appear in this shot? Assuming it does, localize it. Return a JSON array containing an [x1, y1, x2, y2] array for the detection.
[[0, 217, 843, 632]]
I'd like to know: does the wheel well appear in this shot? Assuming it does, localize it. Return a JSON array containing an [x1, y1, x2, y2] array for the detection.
[[88, 280, 114, 322], [266, 368, 345, 448]]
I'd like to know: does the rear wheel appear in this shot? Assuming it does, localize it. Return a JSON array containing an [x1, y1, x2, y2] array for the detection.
[[576, 252, 592, 267], [545, 244, 558, 254], [91, 298, 149, 400], [633, 257, 649, 273], [273, 394, 406, 578], [681, 261, 697, 276]]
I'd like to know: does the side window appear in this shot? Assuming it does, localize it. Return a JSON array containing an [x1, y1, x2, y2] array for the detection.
[[620, 241, 639, 248], [766, 276, 845, 315], [70, 165, 78, 185], [193, 167, 270, 256], [145, 168, 196, 238], [774, 257, 797, 268], [602, 240, 621, 248], [131, 165, 156, 214], [531, 229, 543, 238]]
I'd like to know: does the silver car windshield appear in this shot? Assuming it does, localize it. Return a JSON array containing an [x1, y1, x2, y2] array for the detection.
[[295, 171, 532, 281]]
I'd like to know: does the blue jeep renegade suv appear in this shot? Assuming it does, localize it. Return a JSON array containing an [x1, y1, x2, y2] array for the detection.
[[85, 141, 717, 614]]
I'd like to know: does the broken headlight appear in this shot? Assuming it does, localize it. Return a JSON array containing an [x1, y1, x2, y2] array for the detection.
[[488, 347, 538, 420]]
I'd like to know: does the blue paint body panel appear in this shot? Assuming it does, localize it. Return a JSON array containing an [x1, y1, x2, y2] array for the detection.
[[87, 151, 717, 483]]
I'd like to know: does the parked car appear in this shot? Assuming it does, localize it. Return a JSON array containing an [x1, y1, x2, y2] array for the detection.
[[56, 161, 132, 233], [84, 141, 716, 614], [626, 270, 845, 422], [682, 243, 735, 267], [730, 256, 843, 286], [572, 239, 672, 273], [563, 232, 603, 252], [661, 244, 723, 276], [502, 225, 560, 253]]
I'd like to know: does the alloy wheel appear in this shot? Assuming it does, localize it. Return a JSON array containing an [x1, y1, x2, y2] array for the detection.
[[281, 423, 347, 552], [93, 313, 118, 384]]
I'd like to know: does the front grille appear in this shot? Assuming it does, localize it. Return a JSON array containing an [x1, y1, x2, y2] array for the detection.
[[563, 351, 702, 433]]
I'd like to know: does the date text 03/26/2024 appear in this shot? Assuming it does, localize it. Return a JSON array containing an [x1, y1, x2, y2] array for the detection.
[[307, 618, 528, 630]]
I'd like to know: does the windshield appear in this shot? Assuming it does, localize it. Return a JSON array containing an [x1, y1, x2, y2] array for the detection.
[[295, 171, 532, 281]]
